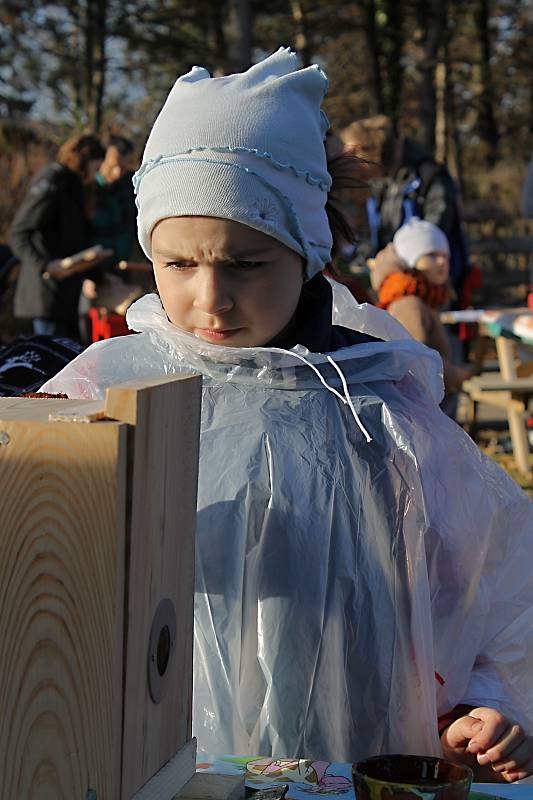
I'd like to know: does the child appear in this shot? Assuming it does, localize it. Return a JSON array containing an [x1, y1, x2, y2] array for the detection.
[[41, 49, 533, 780], [369, 218, 472, 413]]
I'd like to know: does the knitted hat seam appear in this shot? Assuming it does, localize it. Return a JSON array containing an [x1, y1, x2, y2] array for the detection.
[[133, 146, 330, 194]]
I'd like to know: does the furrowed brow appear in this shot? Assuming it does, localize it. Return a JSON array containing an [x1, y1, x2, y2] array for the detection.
[[155, 249, 192, 260], [222, 248, 274, 262], [155, 247, 273, 261]]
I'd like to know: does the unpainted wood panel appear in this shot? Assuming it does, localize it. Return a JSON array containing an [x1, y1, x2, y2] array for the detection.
[[0, 397, 105, 422], [118, 375, 202, 798], [0, 419, 127, 799]]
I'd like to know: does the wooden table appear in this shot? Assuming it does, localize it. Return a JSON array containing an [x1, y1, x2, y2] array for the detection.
[[479, 309, 532, 476], [443, 308, 533, 477]]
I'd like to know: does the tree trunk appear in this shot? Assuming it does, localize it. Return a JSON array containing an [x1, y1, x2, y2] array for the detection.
[[208, 0, 229, 75], [80, 0, 107, 132], [290, 0, 312, 66], [84, 0, 95, 125], [362, 0, 386, 115], [93, 0, 107, 132], [382, 0, 404, 128], [450, 99, 465, 197], [228, 0, 253, 73], [475, 0, 499, 165], [442, 12, 453, 169], [69, 5, 83, 122], [435, 60, 446, 165], [417, 0, 446, 156]]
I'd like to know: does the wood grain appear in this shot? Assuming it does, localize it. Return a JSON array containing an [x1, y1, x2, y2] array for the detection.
[[0, 416, 127, 799], [0, 375, 202, 798], [111, 375, 202, 798], [0, 397, 105, 423]]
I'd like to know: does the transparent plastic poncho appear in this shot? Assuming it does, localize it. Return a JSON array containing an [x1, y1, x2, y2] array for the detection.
[[43, 281, 533, 761]]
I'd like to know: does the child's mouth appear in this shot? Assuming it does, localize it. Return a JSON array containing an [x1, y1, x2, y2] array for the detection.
[[196, 328, 244, 341]]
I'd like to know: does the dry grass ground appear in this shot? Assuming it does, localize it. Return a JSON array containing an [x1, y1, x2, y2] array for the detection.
[[478, 434, 533, 498], [457, 389, 533, 499]]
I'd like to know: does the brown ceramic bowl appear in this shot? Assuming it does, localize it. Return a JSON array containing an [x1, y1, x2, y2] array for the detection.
[[352, 754, 473, 799]]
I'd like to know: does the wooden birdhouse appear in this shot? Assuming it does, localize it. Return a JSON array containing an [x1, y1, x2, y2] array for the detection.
[[0, 376, 243, 800]]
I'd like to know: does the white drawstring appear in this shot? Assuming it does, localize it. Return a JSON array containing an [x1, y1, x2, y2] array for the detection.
[[326, 355, 373, 443], [270, 347, 373, 443]]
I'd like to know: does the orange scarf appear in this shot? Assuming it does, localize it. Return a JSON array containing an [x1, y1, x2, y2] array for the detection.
[[378, 270, 450, 310]]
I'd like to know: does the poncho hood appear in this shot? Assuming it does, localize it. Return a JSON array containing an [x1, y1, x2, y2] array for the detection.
[[123, 283, 444, 401]]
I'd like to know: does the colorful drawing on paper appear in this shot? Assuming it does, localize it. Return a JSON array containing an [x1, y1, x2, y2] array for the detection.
[[246, 759, 353, 794], [196, 756, 508, 800], [197, 756, 353, 798]]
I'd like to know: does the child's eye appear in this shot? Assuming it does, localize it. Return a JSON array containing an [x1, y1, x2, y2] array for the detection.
[[232, 260, 265, 270], [162, 259, 266, 271], [164, 261, 195, 270]]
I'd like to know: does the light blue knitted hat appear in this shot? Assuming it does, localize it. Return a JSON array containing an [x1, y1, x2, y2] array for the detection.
[[133, 47, 333, 279]]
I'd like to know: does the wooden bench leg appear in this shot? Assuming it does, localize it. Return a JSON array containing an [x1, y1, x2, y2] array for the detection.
[[472, 335, 489, 375], [495, 337, 532, 477], [465, 395, 479, 442], [506, 402, 531, 476]]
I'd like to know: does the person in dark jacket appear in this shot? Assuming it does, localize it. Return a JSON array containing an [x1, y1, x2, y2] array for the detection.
[[340, 117, 471, 297], [80, 133, 143, 324], [10, 134, 106, 339], [0, 245, 32, 342], [92, 134, 137, 264]]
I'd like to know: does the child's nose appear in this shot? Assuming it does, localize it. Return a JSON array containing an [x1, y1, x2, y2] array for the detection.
[[193, 268, 233, 315]]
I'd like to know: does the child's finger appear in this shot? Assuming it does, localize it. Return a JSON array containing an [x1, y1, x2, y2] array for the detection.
[[501, 768, 531, 783], [466, 708, 509, 754], [476, 722, 526, 765], [442, 715, 484, 750], [490, 739, 532, 773]]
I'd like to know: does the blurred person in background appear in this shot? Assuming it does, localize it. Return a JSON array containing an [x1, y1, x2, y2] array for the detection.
[[91, 133, 137, 263], [10, 133, 106, 339], [0, 245, 30, 342], [80, 133, 145, 338], [322, 130, 376, 304], [370, 218, 473, 417], [341, 116, 471, 298]]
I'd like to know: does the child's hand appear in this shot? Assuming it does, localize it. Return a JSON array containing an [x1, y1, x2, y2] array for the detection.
[[441, 707, 533, 782]]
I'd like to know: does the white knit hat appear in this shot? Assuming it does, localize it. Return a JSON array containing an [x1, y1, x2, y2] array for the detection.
[[133, 47, 333, 279], [393, 218, 450, 268]]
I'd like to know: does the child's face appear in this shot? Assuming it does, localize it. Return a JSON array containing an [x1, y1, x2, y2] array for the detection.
[[415, 251, 450, 285], [151, 216, 304, 347]]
